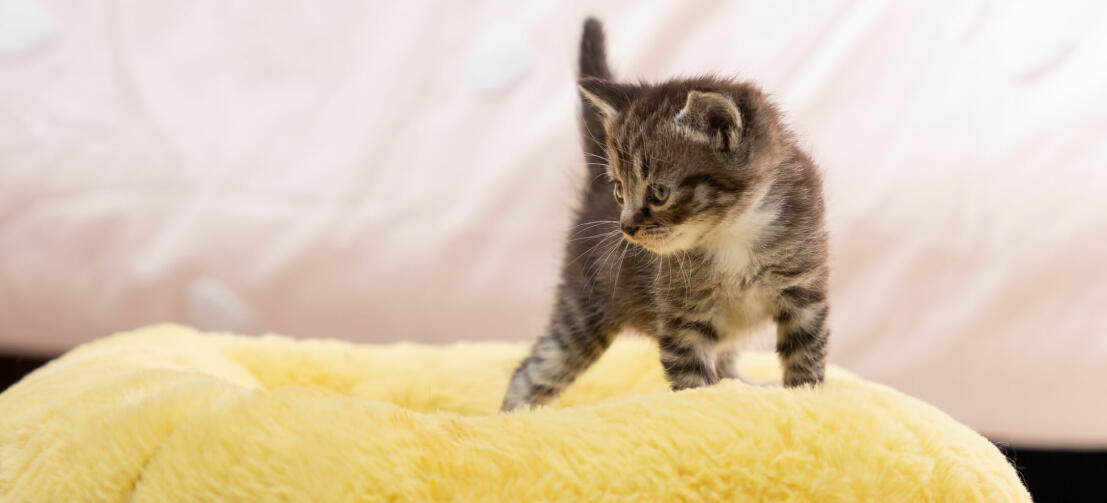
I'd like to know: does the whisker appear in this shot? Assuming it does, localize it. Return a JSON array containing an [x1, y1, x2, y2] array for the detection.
[[679, 251, 692, 297], [570, 219, 619, 229], [654, 253, 665, 285], [585, 171, 613, 188], [569, 222, 619, 235], [568, 230, 621, 242], [566, 233, 620, 267], [667, 253, 675, 292], [570, 224, 618, 235], [584, 237, 623, 291], [611, 240, 631, 301], [569, 226, 619, 238]]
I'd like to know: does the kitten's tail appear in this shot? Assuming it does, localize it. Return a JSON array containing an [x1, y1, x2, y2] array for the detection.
[[579, 18, 611, 80], [579, 18, 611, 183]]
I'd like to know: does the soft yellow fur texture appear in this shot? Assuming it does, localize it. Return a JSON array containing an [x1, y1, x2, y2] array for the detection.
[[0, 325, 1028, 502]]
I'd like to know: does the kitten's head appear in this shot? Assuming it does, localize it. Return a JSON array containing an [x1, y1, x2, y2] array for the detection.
[[580, 76, 783, 255]]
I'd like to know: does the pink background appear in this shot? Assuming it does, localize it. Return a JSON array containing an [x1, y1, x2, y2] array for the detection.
[[1, 1, 1105, 447]]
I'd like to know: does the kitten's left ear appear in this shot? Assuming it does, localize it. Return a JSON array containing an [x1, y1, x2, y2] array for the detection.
[[675, 91, 742, 152], [579, 77, 642, 119]]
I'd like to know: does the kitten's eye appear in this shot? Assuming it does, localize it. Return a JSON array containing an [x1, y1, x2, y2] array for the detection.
[[613, 181, 625, 205], [648, 184, 670, 205]]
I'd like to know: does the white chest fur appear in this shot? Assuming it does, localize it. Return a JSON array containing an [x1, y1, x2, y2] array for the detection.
[[704, 198, 778, 275], [702, 198, 781, 337]]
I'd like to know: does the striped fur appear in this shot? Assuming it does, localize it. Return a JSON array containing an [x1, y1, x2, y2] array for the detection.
[[502, 19, 830, 411]]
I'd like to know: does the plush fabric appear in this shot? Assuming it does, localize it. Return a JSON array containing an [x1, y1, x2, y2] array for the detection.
[[0, 325, 1029, 502]]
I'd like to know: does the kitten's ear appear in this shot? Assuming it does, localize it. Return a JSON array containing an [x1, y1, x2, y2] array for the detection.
[[675, 91, 742, 152], [578, 77, 641, 119]]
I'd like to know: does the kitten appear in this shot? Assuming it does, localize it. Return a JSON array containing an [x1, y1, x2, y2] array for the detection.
[[501, 18, 829, 411]]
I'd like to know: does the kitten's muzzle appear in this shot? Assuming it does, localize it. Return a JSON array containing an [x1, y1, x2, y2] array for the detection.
[[623, 224, 670, 247], [622, 223, 664, 238]]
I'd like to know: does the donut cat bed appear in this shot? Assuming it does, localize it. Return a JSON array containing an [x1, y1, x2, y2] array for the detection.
[[0, 325, 1028, 502]]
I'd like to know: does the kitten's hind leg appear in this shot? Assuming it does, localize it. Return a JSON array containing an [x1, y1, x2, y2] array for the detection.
[[501, 297, 615, 412]]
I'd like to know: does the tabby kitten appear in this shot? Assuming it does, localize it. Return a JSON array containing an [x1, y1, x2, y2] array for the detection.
[[501, 18, 830, 411]]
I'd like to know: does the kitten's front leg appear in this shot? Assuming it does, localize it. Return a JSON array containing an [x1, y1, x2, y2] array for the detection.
[[657, 317, 721, 390], [774, 285, 829, 387]]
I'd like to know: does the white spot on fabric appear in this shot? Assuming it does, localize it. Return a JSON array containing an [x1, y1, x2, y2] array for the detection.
[[187, 277, 253, 332], [465, 23, 533, 94], [0, 0, 55, 55]]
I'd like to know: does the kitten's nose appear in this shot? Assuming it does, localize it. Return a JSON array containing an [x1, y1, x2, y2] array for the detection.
[[621, 223, 639, 236]]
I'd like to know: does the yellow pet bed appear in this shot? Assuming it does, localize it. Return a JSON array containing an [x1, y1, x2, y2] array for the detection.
[[0, 325, 1028, 502]]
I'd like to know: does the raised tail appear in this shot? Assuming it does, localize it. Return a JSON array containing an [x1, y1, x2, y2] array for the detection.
[[579, 18, 611, 80], [579, 18, 612, 182]]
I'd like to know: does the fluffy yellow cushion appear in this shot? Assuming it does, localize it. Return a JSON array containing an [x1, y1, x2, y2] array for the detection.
[[0, 325, 1028, 502]]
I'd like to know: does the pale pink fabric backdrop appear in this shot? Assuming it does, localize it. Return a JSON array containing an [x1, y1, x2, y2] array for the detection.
[[1, 1, 1105, 446]]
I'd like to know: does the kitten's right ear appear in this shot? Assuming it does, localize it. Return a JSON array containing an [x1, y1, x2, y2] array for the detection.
[[675, 91, 743, 152], [578, 78, 641, 119]]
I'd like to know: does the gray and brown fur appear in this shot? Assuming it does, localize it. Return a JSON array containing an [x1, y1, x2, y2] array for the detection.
[[501, 19, 830, 411]]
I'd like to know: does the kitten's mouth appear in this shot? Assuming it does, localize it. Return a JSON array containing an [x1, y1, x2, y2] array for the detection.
[[625, 226, 677, 253]]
